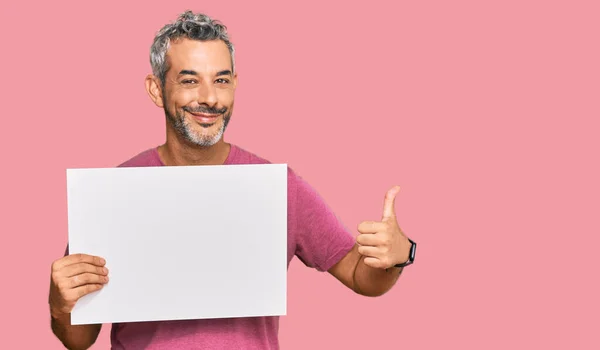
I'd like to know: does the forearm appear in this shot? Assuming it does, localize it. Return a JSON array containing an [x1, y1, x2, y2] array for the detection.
[[50, 311, 101, 350], [352, 258, 402, 297]]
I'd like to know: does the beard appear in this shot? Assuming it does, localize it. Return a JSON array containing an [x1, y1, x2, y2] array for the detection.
[[164, 97, 232, 147]]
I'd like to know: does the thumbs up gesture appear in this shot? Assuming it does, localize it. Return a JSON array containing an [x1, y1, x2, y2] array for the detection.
[[356, 186, 412, 269]]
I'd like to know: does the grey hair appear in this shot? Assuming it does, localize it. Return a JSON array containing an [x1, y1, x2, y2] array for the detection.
[[150, 11, 235, 86]]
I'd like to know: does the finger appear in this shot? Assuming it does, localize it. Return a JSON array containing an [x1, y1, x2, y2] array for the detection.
[[53, 254, 106, 271], [69, 273, 109, 289], [356, 233, 384, 247], [357, 245, 382, 258], [363, 257, 385, 269], [382, 186, 400, 220], [61, 263, 109, 278], [357, 221, 387, 234], [67, 284, 104, 301]]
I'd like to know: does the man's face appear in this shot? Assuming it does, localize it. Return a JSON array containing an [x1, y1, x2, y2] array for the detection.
[[159, 38, 237, 146]]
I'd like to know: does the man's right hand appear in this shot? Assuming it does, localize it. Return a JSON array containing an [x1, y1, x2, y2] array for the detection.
[[49, 254, 109, 319]]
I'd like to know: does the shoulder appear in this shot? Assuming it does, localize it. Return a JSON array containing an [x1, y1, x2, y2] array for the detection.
[[228, 144, 272, 165], [117, 147, 163, 168], [231, 144, 303, 184]]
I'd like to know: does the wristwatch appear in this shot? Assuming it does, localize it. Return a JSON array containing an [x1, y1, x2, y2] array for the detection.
[[394, 238, 416, 267]]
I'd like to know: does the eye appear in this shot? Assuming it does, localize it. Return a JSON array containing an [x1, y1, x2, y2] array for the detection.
[[215, 78, 230, 84], [182, 79, 197, 85]]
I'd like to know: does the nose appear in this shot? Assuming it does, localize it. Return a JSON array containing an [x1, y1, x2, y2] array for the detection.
[[197, 81, 218, 107]]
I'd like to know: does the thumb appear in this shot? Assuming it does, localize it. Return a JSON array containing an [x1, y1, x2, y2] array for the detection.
[[382, 185, 400, 220]]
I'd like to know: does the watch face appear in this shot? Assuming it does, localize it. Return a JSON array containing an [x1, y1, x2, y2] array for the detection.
[[409, 239, 416, 261]]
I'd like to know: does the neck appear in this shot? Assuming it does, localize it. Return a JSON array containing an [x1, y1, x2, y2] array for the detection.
[[157, 128, 231, 166]]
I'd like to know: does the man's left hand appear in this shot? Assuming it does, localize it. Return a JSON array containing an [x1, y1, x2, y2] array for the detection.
[[356, 186, 411, 269]]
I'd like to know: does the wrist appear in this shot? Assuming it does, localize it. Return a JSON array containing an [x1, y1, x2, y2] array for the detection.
[[394, 237, 416, 267], [50, 306, 70, 322]]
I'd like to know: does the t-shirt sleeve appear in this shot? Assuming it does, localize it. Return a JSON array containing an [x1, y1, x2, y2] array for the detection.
[[292, 171, 356, 272]]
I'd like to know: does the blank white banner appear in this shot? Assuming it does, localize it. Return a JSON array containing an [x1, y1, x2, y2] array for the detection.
[[66, 163, 288, 325]]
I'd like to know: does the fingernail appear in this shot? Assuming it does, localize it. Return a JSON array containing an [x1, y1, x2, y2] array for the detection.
[[103, 267, 108, 274]]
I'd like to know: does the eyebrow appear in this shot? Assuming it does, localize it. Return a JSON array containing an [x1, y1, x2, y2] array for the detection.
[[178, 70, 198, 76], [216, 70, 232, 77], [178, 69, 232, 77]]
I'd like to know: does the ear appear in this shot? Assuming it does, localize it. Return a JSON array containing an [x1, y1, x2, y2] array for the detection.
[[145, 74, 164, 108]]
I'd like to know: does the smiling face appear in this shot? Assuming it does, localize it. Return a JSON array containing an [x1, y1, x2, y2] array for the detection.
[[147, 38, 237, 147]]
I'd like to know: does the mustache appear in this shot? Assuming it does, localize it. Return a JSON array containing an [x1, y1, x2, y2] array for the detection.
[[182, 105, 227, 115]]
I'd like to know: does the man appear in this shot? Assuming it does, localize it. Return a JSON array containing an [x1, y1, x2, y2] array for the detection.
[[48, 10, 416, 350]]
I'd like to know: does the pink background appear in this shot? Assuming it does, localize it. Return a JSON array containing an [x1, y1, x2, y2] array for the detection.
[[1, 0, 599, 348]]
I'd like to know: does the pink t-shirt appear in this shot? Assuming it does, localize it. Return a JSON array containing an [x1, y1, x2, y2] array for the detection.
[[67, 144, 356, 349]]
